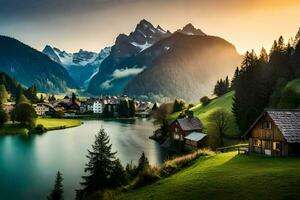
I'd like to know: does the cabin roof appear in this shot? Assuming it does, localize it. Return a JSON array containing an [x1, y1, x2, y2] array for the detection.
[[245, 109, 300, 143], [173, 117, 204, 131], [184, 132, 207, 142]]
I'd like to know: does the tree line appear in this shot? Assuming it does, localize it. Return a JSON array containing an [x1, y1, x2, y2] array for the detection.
[[232, 33, 300, 133]]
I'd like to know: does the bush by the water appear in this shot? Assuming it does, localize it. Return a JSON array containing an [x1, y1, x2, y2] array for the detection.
[[31, 124, 47, 134]]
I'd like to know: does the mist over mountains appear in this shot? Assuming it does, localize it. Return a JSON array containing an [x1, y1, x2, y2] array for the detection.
[[0, 19, 242, 101]]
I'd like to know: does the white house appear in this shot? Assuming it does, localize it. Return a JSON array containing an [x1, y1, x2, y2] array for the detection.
[[33, 103, 50, 116], [93, 100, 104, 114]]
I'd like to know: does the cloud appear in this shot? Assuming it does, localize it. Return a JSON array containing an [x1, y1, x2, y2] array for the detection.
[[101, 80, 113, 89], [111, 67, 145, 79], [100, 66, 145, 89]]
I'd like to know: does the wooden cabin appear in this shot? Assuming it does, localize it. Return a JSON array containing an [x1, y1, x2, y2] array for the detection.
[[244, 109, 300, 156], [170, 116, 204, 141], [170, 112, 206, 150]]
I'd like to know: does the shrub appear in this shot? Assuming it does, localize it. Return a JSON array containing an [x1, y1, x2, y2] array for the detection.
[[10, 103, 37, 129], [200, 96, 211, 106], [173, 99, 186, 113], [32, 124, 47, 134], [132, 166, 160, 189], [53, 111, 64, 119]]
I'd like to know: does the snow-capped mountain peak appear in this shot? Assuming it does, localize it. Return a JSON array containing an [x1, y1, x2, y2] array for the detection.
[[43, 46, 101, 67], [42, 45, 111, 88]]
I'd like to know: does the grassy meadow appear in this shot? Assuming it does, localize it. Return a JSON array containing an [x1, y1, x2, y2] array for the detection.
[[169, 91, 240, 138], [36, 118, 81, 130], [114, 152, 300, 200], [0, 118, 81, 135]]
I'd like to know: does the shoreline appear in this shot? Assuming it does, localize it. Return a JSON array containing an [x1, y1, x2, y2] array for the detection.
[[0, 118, 82, 136]]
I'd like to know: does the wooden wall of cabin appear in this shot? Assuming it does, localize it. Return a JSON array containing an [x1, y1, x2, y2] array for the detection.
[[249, 114, 288, 156]]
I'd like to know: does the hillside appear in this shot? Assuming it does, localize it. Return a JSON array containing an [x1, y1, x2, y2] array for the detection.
[[0, 35, 77, 92], [124, 33, 241, 102], [169, 91, 240, 138], [87, 19, 171, 95], [114, 152, 300, 200], [285, 78, 300, 93]]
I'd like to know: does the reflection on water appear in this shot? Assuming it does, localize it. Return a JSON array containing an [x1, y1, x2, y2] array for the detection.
[[0, 119, 166, 200]]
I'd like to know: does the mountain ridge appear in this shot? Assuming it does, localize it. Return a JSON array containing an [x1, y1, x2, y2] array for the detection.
[[0, 35, 78, 93]]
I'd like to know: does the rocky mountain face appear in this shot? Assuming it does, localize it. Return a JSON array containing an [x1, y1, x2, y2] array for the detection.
[[0, 35, 77, 93], [176, 23, 206, 36], [87, 20, 241, 101], [124, 33, 242, 102], [43, 46, 111, 88], [87, 19, 171, 95]]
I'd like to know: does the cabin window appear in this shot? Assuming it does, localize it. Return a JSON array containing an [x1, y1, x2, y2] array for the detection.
[[254, 138, 261, 147], [262, 121, 272, 130], [273, 142, 281, 151], [175, 128, 178, 132], [174, 133, 180, 140]]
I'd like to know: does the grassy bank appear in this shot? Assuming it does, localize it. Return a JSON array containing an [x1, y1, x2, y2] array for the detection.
[[114, 152, 300, 200], [169, 91, 240, 138], [0, 118, 81, 135], [36, 118, 81, 130], [0, 123, 28, 135]]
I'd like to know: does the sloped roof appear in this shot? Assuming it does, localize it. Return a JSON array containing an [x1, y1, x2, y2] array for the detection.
[[175, 117, 204, 131], [267, 110, 300, 143], [184, 132, 207, 142], [245, 109, 300, 143]]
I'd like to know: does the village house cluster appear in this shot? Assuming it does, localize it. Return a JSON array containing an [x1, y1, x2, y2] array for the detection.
[[1, 95, 153, 118]]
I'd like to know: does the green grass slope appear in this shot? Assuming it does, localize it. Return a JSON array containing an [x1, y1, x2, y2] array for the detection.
[[115, 152, 300, 200], [285, 78, 300, 94], [169, 91, 240, 138], [0, 118, 81, 135], [36, 118, 81, 130]]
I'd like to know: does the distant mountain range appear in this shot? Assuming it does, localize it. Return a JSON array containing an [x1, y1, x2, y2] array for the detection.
[[43, 45, 111, 88], [87, 19, 241, 101], [0, 19, 242, 100], [0, 36, 77, 93]]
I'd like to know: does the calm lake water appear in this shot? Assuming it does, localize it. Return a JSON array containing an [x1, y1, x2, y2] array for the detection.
[[0, 119, 167, 200]]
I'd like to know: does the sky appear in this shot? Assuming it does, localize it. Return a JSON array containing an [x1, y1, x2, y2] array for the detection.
[[1, 0, 300, 54]]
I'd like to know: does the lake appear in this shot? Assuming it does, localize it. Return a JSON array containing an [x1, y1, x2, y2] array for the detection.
[[0, 119, 167, 200]]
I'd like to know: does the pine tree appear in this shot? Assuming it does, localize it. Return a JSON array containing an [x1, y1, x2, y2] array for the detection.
[[17, 94, 30, 104], [0, 84, 9, 104], [231, 67, 240, 89], [213, 78, 229, 97], [78, 128, 117, 197], [110, 159, 128, 187], [225, 76, 230, 89], [71, 92, 77, 103], [294, 28, 300, 46], [24, 85, 38, 103], [136, 152, 149, 173], [128, 99, 136, 117], [259, 47, 269, 63], [48, 171, 64, 200], [118, 99, 130, 117]]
